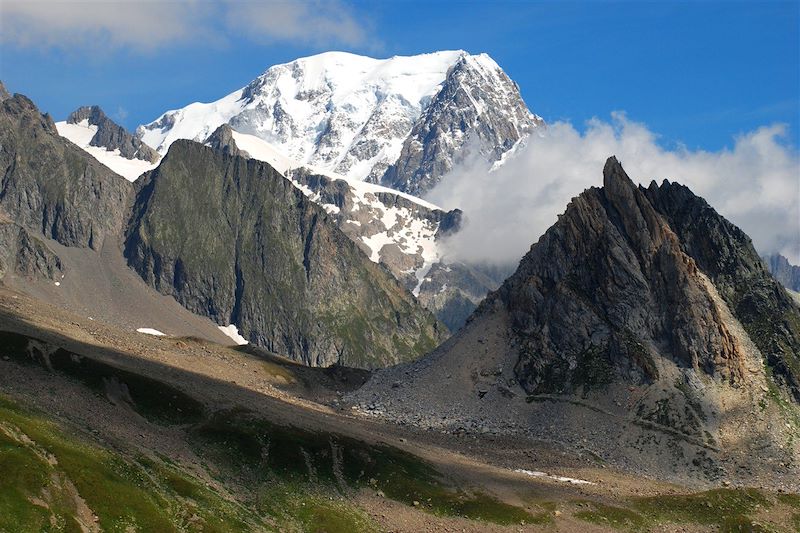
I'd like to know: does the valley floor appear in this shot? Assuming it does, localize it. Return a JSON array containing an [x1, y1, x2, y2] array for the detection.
[[0, 285, 798, 532]]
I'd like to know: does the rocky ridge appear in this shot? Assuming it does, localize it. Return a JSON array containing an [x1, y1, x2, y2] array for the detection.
[[0, 94, 132, 251], [67, 106, 160, 163], [125, 139, 446, 368], [207, 125, 500, 331], [348, 157, 800, 487], [764, 252, 800, 293], [380, 53, 543, 195]]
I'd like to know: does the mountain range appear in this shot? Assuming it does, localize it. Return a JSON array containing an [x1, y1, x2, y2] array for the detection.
[[0, 49, 799, 531], [351, 157, 800, 486]]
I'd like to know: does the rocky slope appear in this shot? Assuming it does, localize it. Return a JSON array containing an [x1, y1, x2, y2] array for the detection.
[[67, 106, 159, 162], [125, 139, 445, 368], [764, 252, 800, 293], [381, 53, 543, 195], [208, 125, 499, 331], [350, 157, 800, 486], [0, 94, 132, 252], [55, 106, 160, 181], [137, 50, 541, 196], [1, 91, 444, 367]]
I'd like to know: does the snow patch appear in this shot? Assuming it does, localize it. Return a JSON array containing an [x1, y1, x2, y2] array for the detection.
[[218, 324, 248, 345], [56, 121, 158, 181], [136, 328, 165, 336], [513, 469, 595, 485]]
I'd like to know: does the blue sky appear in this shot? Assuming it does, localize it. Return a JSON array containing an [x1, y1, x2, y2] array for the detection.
[[1, 0, 798, 151]]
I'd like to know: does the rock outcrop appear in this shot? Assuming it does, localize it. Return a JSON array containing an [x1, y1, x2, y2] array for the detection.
[[125, 140, 445, 368], [381, 53, 542, 195], [67, 106, 160, 163], [0, 95, 132, 251], [764, 253, 800, 293], [350, 157, 800, 486]]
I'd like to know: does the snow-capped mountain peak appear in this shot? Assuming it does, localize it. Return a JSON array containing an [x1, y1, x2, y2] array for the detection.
[[137, 50, 540, 193]]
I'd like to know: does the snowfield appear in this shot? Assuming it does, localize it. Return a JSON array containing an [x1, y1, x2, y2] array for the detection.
[[56, 120, 159, 181], [138, 50, 479, 182]]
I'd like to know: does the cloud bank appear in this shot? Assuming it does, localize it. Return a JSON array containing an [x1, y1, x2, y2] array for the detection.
[[0, 0, 368, 52], [427, 113, 800, 266]]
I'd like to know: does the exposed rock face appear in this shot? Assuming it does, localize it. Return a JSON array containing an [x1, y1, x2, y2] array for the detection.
[[205, 124, 246, 158], [67, 106, 160, 163], [495, 157, 750, 394], [415, 262, 505, 332], [207, 126, 499, 331], [0, 95, 131, 251], [0, 220, 63, 281], [125, 140, 445, 368], [350, 157, 800, 486], [643, 181, 800, 401], [381, 54, 543, 195], [764, 253, 800, 292]]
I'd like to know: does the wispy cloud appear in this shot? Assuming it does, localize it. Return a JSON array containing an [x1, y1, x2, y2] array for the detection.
[[224, 1, 369, 47], [0, 0, 370, 53], [427, 113, 800, 266]]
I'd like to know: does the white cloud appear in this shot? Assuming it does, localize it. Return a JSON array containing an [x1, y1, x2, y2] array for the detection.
[[0, 0, 369, 52], [0, 0, 217, 52], [427, 113, 800, 266], [224, 1, 368, 47]]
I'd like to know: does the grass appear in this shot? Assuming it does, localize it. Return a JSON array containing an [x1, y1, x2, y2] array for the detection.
[[573, 489, 783, 532], [0, 330, 205, 425], [574, 501, 648, 530], [192, 408, 536, 525], [778, 493, 800, 509], [0, 395, 176, 532]]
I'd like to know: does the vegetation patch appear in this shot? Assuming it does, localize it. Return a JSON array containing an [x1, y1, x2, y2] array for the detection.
[[574, 501, 648, 530], [191, 408, 535, 525], [633, 488, 771, 531], [0, 331, 204, 425]]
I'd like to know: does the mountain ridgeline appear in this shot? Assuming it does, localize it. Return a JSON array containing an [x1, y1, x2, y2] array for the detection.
[[125, 141, 444, 367], [66, 106, 160, 164], [0, 94, 132, 253], [137, 51, 542, 197], [0, 89, 444, 368], [351, 157, 800, 485], [492, 157, 800, 401]]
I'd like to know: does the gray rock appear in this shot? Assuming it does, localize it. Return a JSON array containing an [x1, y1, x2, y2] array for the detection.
[[763, 253, 800, 292], [125, 140, 446, 369], [380, 54, 543, 196], [0, 81, 10, 102], [0, 95, 132, 251], [67, 106, 160, 163]]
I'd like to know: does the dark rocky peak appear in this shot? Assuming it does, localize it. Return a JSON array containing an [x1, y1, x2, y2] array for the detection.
[[642, 178, 800, 401], [125, 139, 444, 368], [204, 124, 246, 158], [601, 156, 666, 260], [0, 92, 131, 251], [2, 93, 57, 133], [481, 156, 800, 400], [67, 105, 160, 163], [763, 253, 800, 292]]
